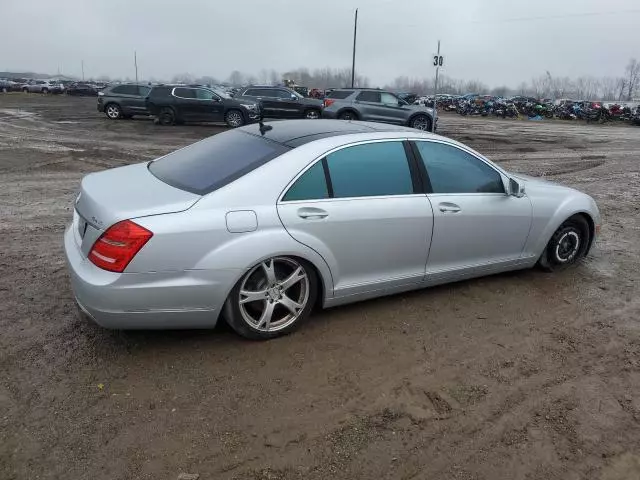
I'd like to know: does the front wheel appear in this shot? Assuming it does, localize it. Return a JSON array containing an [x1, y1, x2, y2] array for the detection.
[[225, 109, 245, 128], [410, 114, 432, 131], [538, 215, 590, 272], [105, 103, 122, 120], [225, 257, 318, 340], [304, 109, 320, 119], [158, 107, 176, 126]]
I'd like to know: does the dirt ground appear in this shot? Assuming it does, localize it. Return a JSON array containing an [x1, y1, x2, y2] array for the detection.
[[1, 94, 640, 480]]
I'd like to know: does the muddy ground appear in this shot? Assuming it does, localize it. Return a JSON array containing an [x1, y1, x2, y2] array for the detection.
[[1, 94, 639, 480]]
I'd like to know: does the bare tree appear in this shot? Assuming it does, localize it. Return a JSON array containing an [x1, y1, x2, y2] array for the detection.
[[227, 70, 245, 86], [171, 73, 195, 84], [625, 58, 640, 100], [268, 69, 280, 85]]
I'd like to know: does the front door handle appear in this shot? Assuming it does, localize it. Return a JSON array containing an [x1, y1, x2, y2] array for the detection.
[[297, 207, 328, 219], [438, 202, 461, 213]]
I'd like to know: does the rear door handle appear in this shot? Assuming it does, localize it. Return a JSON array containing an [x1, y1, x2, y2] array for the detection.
[[438, 202, 461, 213], [297, 207, 328, 219]]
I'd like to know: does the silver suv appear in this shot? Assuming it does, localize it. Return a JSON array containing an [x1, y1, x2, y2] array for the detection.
[[22, 80, 64, 94], [321, 88, 436, 131]]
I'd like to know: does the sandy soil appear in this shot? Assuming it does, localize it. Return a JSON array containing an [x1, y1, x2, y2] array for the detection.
[[1, 94, 639, 480]]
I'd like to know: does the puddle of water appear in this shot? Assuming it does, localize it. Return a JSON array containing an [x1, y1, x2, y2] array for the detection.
[[53, 121, 78, 124], [0, 108, 38, 119]]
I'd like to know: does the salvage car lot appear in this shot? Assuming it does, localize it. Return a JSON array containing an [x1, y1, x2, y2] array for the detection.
[[1, 95, 640, 479]]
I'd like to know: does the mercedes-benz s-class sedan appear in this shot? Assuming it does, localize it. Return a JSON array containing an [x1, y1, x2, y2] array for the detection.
[[64, 120, 600, 339]]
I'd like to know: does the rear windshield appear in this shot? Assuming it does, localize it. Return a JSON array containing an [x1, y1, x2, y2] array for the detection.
[[149, 130, 290, 195], [328, 90, 353, 99]]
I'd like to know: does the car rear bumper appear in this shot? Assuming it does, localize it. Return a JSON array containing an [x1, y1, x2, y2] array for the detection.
[[64, 225, 240, 329]]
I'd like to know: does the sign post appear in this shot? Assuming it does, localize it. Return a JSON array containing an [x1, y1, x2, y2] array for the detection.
[[432, 41, 443, 133]]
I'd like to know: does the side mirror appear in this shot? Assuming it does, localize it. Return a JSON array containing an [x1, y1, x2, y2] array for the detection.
[[291, 94, 297, 100], [509, 177, 526, 197]]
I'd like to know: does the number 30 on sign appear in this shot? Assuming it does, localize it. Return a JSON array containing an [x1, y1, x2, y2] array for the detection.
[[433, 55, 444, 67]]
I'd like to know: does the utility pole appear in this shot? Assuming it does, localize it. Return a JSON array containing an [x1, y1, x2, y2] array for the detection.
[[432, 40, 441, 133], [81, 60, 85, 81], [134, 51, 139, 84], [351, 9, 358, 88]]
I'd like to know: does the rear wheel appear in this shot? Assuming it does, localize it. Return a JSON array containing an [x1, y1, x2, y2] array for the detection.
[[538, 215, 590, 272], [304, 108, 320, 119], [225, 109, 245, 128], [410, 114, 432, 131], [158, 107, 176, 126], [338, 110, 358, 121], [225, 257, 318, 340], [105, 103, 122, 120]]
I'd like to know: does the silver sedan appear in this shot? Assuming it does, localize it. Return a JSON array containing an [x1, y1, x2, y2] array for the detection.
[[64, 120, 601, 339]]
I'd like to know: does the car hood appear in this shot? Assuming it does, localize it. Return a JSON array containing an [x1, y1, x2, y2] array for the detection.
[[511, 173, 560, 187], [228, 96, 260, 106]]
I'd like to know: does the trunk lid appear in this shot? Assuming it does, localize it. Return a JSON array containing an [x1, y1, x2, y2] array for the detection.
[[74, 162, 200, 256]]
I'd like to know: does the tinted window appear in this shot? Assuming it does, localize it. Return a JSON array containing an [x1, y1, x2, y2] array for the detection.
[[328, 90, 353, 99], [195, 88, 218, 100], [327, 142, 413, 198], [149, 130, 290, 195], [356, 91, 381, 103], [110, 85, 138, 95], [275, 90, 294, 99], [282, 161, 328, 201], [415, 141, 504, 194], [174, 87, 196, 99], [243, 89, 259, 96], [138, 86, 151, 96]]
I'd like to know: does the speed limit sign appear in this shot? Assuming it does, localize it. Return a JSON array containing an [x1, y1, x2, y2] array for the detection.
[[433, 55, 444, 67]]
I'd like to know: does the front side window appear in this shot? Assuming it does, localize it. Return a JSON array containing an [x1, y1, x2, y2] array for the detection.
[[282, 162, 328, 201], [111, 85, 138, 95], [327, 142, 413, 198], [356, 91, 381, 103], [195, 89, 218, 100], [380, 92, 399, 105], [415, 141, 504, 194]]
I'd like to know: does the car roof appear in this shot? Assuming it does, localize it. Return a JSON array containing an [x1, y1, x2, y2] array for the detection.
[[238, 119, 419, 148]]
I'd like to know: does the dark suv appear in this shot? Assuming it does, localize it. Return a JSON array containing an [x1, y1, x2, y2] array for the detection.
[[98, 84, 151, 119], [321, 88, 436, 131], [146, 85, 260, 127], [235, 86, 323, 119]]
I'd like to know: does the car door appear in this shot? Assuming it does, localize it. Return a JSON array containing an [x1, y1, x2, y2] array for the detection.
[[412, 140, 533, 282], [193, 88, 225, 122], [277, 140, 433, 300], [354, 90, 382, 121], [172, 87, 199, 121], [131, 85, 151, 113], [274, 89, 301, 118], [378, 92, 409, 124]]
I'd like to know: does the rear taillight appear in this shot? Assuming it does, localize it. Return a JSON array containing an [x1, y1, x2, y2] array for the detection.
[[89, 220, 153, 273], [324, 99, 335, 108]]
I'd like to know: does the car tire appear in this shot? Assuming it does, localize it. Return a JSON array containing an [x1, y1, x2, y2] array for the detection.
[[23, 88, 29, 93], [1, 87, 7, 93], [158, 108, 176, 126], [338, 110, 358, 121], [224, 257, 318, 340], [42, 88, 49, 94], [105, 103, 122, 120], [304, 109, 320, 120], [225, 109, 245, 128], [410, 114, 432, 131], [538, 215, 590, 272]]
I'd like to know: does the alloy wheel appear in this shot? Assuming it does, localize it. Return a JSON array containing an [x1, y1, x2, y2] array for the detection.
[[411, 115, 431, 130], [226, 111, 243, 127], [305, 109, 320, 119], [238, 257, 310, 333], [554, 230, 580, 263], [106, 105, 120, 119]]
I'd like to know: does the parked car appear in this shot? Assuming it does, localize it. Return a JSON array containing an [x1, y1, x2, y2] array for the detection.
[[22, 80, 64, 94], [322, 88, 436, 130], [0, 79, 16, 93], [235, 86, 323, 119], [65, 119, 600, 340], [97, 84, 152, 119], [66, 83, 98, 96], [145, 85, 261, 127]]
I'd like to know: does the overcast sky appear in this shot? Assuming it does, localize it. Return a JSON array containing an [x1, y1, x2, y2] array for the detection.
[[2, 0, 639, 86]]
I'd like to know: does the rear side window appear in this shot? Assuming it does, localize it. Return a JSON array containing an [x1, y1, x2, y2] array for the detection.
[[415, 141, 504, 194], [328, 90, 353, 99], [138, 86, 151, 96], [327, 142, 413, 198], [110, 85, 138, 95], [282, 162, 328, 201], [173, 87, 196, 99], [149, 130, 290, 195], [356, 91, 381, 103]]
